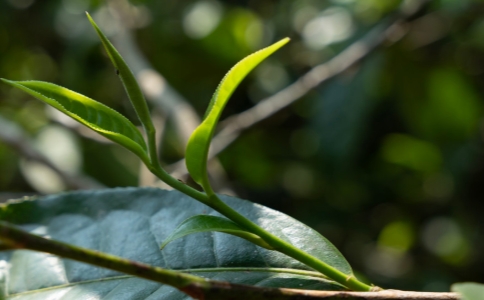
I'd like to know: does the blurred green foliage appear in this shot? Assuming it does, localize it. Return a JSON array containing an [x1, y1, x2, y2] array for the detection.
[[1, 0, 484, 292]]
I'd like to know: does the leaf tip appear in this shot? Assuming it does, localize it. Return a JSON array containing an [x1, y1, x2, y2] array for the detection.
[[160, 238, 172, 250], [85, 12, 98, 29], [277, 37, 291, 48], [0, 78, 16, 87]]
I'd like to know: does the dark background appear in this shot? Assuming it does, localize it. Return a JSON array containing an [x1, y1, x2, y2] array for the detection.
[[1, 0, 484, 292]]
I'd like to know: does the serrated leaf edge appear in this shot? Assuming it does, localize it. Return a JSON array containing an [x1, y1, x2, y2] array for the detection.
[[1, 79, 149, 162]]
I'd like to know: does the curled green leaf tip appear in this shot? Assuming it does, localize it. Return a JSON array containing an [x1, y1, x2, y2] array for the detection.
[[1, 78, 13, 85]]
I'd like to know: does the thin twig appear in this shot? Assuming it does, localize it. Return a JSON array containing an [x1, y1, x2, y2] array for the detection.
[[0, 221, 208, 298], [0, 116, 104, 190], [0, 221, 460, 300], [166, 0, 428, 176]]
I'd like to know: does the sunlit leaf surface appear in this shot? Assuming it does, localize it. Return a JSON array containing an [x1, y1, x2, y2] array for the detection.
[[185, 38, 290, 190], [0, 79, 149, 163]]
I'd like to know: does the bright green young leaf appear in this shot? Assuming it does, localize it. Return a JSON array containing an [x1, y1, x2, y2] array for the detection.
[[160, 215, 274, 250], [0, 79, 149, 163], [452, 282, 484, 300], [185, 38, 290, 192], [86, 13, 156, 139], [0, 188, 350, 299]]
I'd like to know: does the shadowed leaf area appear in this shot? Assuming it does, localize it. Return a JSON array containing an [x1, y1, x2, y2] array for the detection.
[[0, 188, 350, 299]]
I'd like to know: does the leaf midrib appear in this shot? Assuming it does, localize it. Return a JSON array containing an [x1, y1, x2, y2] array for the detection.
[[7, 267, 332, 297], [14, 81, 146, 148]]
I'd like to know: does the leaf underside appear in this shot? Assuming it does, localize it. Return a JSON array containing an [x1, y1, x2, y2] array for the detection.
[[160, 215, 274, 250], [0, 79, 148, 162], [0, 188, 351, 299], [185, 38, 290, 189]]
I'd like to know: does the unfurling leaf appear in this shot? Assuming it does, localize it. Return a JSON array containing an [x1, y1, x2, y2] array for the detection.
[[0, 79, 149, 163], [185, 38, 290, 193], [86, 13, 156, 139], [160, 215, 274, 250]]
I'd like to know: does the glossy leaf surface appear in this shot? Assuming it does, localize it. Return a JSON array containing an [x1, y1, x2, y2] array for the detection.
[[0, 79, 149, 163], [160, 215, 273, 250], [185, 38, 290, 190], [452, 282, 484, 300], [0, 188, 351, 299], [86, 13, 155, 138]]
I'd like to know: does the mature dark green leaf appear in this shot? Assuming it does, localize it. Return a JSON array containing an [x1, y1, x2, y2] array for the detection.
[[0, 80, 149, 164], [160, 215, 273, 250], [452, 282, 484, 300], [0, 188, 350, 299], [86, 13, 156, 137], [186, 38, 289, 191]]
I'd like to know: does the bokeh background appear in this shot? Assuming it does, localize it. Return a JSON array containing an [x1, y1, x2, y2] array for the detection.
[[1, 0, 484, 292]]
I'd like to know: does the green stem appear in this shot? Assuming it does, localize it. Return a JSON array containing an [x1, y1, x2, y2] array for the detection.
[[147, 128, 160, 167], [207, 194, 373, 292], [151, 164, 208, 202], [133, 72, 371, 291], [148, 163, 373, 291]]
